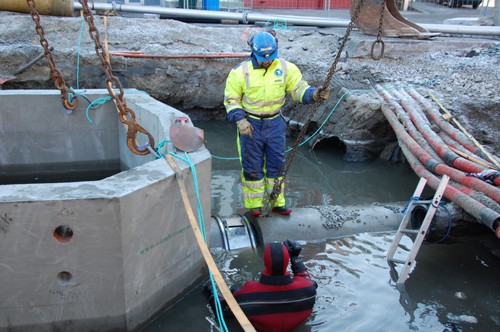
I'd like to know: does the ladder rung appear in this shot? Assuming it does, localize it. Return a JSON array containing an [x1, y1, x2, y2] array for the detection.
[[412, 199, 432, 205], [386, 175, 450, 285], [401, 229, 420, 234], [388, 258, 407, 265]]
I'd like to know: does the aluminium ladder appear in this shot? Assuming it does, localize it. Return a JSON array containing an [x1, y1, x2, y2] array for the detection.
[[386, 174, 450, 284]]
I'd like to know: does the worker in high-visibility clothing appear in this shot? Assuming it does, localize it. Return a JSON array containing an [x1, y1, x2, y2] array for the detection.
[[224, 30, 330, 217]]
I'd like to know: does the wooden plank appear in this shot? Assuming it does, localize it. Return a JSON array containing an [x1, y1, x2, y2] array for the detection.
[[165, 154, 256, 332]]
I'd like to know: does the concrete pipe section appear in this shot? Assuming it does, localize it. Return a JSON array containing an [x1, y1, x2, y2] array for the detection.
[[210, 204, 406, 251], [209, 202, 485, 251], [0, 89, 211, 331]]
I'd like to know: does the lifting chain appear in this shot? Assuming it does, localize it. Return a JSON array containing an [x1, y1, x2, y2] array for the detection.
[[78, 0, 155, 155], [26, 0, 78, 110], [265, 0, 366, 215], [371, 0, 386, 60]]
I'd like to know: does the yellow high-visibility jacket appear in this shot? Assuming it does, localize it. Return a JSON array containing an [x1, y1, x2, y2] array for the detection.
[[224, 57, 314, 119]]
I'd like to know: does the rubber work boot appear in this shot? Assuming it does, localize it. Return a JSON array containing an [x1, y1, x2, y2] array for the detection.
[[249, 207, 262, 217], [272, 206, 292, 215]]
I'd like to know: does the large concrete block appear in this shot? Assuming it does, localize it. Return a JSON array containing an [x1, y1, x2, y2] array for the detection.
[[0, 89, 212, 331]]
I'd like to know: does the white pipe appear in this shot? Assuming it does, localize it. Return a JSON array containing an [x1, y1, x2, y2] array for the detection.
[[73, 2, 500, 36], [74, 3, 350, 26], [419, 23, 500, 36]]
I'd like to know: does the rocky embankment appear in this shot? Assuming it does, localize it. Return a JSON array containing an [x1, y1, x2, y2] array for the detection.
[[0, 11, 499, 161]]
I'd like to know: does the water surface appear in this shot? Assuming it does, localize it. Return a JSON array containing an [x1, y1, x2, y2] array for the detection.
[[141, 120, 499, 332], [143, 233, 500, 332], [201, 120, 420, 216]]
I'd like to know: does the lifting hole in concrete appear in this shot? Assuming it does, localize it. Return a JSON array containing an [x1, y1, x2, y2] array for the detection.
[[57, 271, 73, 286], [53, 225, 74, 243]]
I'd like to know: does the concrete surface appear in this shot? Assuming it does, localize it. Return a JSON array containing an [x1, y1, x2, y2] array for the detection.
[[0, 89, 212, 331]]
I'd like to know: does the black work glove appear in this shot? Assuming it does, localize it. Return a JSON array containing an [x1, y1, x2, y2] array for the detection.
[[284, 239, 306, 274], [284, 239, 302, 257]]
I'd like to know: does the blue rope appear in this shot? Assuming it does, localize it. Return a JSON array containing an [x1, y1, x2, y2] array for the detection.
[[85, 96, 112, 124], [401, 196, 421, 214], [211, 155, 239, 161], [266, 18, 288, 30]]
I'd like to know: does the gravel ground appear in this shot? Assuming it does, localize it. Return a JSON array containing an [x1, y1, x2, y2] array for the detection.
[[332, 34, 500, 153]]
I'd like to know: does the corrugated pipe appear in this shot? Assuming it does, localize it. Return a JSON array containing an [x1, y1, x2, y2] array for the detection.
[[376, 86, 500, 205], [399, 88, 500, 186], [72, 3, 500, 36], [393, 88, 492, 176], [437, 131, 494, 169], [378, 100, 499, 237], [407, 88, 492, 163], [399, 139, 500, 237], [375, 91, 496, 206], [375, 90, 445, 163]]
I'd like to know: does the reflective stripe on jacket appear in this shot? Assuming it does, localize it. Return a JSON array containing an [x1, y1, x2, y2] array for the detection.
[[224, 57, 312, 118]]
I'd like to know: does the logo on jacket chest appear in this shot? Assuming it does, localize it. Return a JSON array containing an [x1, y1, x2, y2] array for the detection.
[[274, 69, 283, 77]]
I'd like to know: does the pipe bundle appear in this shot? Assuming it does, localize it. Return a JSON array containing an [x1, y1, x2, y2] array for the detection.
[[374, 85, 499, 238]]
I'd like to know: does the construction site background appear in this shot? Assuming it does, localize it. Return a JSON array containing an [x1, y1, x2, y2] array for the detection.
[[95, 0, 499, 25]]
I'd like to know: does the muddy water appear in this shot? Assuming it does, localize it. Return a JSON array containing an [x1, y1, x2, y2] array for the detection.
[[202, 120, 420, 216], [141, 121, 500, 332]]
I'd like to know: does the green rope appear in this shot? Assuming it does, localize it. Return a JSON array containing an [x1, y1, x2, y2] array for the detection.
[[156, 140, 229, 332], [85, 96, 112, 124], [265, 18, 288, 30]]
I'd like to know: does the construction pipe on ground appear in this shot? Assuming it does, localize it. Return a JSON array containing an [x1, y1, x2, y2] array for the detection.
[[437, 131, 494, 169], [408, 88, 500, 170], [376, 86, 500, 205], [210, 204, 406, 250], [393, 88, 492, 175], [408, 89, 490, 161], [404, 89, 500, 184], [377, 90, 497, 210], [209, 202, 487, 250], [378, 102, 500, 237], [372, 90, 444, 163], [71, 3, 500, 37]]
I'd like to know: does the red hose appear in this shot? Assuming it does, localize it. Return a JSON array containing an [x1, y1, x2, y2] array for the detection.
[[376, 86, 500, 204], [378, 101, 499, 237], [110, 51, 250, 59], [395, 88, 487, 175]]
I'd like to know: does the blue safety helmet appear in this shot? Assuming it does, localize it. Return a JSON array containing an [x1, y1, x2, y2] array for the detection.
[[251, 31, 278, 63]]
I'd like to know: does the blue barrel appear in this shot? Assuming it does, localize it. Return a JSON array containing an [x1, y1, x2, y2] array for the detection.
[[202, 0, 219, 10]]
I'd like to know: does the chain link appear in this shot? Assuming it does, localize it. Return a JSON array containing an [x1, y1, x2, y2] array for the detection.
[[371, 0, 386, 60], [78, 0, 155, 155], [265, 0, 366, 215], [26, 0, 77, 110]]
